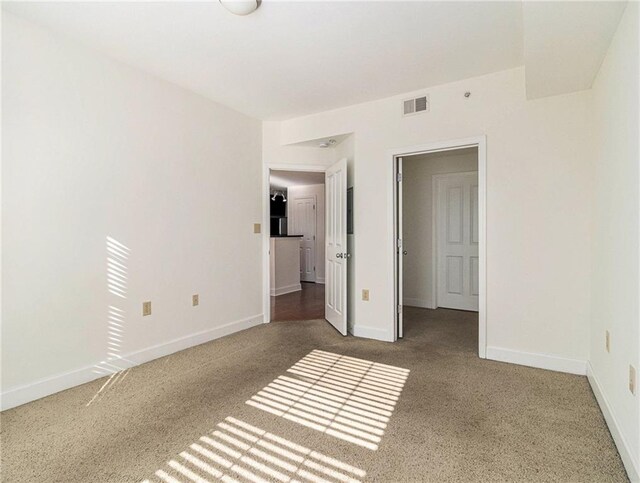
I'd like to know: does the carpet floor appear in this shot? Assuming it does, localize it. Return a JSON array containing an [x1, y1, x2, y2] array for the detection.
[[1, 307, 628, 482]]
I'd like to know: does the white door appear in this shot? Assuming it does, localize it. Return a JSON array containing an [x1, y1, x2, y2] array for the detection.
[[290, 195, 316, 282], [325, 158, 348, 335], [436, 172, 479, 311]]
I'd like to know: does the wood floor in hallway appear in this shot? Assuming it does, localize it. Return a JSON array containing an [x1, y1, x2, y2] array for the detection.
[[271, 282, 325, 321]]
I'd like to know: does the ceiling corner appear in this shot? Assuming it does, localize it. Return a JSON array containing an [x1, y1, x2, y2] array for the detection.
[[523, 1, 627, 100]]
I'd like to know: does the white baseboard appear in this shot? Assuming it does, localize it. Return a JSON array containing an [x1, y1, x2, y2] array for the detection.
[[403, 297, 435, 309], [0, 314, 263, 411], [270, 283, 302, 297], [316, 277, 325, 284], [351, 324, 394, 342], [486, 346, 587, 375], [587, 363, 639, 482]]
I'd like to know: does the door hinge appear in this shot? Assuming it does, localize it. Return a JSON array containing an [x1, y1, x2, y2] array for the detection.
[[397, 238, 402, 248], [397, 305, 402, 314], [397, 172, 403, 182]]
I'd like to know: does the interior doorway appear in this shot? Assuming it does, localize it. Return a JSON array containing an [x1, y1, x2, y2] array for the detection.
[[268, 169, 325, 321], [264, 158, 349, 336], [392, 137, 487, 357]]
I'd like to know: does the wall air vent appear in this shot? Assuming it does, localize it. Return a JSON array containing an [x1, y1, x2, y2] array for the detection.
[[403, 95, 430, 117]]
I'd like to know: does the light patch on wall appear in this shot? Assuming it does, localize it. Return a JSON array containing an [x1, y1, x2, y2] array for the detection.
[[246, 350, 409, 450], [86, 237, 133, 406]]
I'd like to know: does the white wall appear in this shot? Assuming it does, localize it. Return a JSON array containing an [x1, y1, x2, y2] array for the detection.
[[287, 184, 325, 284], [1, 13, 263, 408], [269, 238, 301, 296], [402, 149, 478, 309], [589, 3, 639, 479], [267, 66, 593, 367], [263, 121, 336, 168]]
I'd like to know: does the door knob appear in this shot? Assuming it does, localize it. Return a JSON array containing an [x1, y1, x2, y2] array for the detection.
[[336, 253, 343, 259], [403, 250, 408, 255]]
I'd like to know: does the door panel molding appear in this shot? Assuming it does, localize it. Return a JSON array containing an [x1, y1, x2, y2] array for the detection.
[[325, 158, 348, 335], [434, 171, 479, 311], [290, 194, 317, 282]]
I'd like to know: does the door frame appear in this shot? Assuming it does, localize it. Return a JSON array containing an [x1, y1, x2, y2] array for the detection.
[[432, 171, 479, 310], [391, 136, 487, 358], [262, 163, 327, 323]]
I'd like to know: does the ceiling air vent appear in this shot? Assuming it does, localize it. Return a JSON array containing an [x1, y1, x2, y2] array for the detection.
[[403, 95, 430, 117]]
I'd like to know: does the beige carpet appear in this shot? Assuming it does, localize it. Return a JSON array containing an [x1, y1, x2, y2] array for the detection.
[[0, 307, 628, 482]]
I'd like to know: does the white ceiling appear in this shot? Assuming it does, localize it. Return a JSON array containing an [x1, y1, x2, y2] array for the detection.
[[523, 1, 627, 99], [270, 170, 324, 190], [3, 1, 626, 120], [4, 1, 524, 120]]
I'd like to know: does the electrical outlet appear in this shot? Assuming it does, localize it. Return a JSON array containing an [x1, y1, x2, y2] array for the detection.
[[362, 289, 370, 301], [142, 301, 152, 316], [192, 294, 199, 306], [253, 223, 261, 234], [630, 365, 636, 395], [606, 330, 610, 353]]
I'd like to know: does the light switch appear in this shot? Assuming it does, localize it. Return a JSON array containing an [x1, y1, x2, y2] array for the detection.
[[254, 223, 261, 234], [142, 301, 152, 316]]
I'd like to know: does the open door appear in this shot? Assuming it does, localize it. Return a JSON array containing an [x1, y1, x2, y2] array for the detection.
[[325, 158, 348, 335], [396, 157, 404, 339]]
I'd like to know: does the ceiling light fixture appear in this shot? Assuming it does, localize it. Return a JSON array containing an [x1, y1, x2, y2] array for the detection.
[[319, 139, 336, 148], [271, 190, 287, 201], [219, 0, 260, 16]]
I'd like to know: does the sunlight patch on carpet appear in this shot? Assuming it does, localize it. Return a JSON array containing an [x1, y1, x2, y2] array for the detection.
[[141, 416, 365, 483], [246, 350, 409, 450]]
